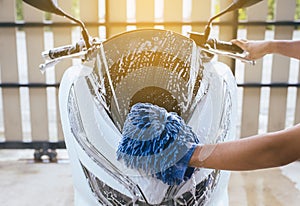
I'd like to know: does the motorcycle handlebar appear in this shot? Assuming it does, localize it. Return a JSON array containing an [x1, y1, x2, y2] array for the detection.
[[188, 32, 244, 54], [41, 32, 248, 71], [43, 32, 244, 61], [42, 40, 86, 60], [207, 38, 244, 54]]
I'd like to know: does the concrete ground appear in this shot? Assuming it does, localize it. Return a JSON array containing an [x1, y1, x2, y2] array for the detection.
[[1, 149, 300, 206], [228, 164, 300, 206]]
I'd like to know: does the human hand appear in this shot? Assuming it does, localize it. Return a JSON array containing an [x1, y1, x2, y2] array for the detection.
[[117, 103, 200, 186], [231, 39, 271, 60]]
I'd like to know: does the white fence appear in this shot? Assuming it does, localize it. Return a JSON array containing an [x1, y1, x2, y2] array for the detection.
[[0, 0, 299, 149]]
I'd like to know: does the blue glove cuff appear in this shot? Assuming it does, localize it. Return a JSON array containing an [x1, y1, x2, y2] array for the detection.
[[155, 145, 197, 185]]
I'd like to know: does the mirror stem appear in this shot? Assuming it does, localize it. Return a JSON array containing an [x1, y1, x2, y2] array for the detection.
[[203, 3, 234, 42], [203, 24, 211, 43], [56, 7, 91, 49]]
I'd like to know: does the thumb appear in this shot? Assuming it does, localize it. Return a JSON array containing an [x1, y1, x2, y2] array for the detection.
[[231, 39, 248, 51]]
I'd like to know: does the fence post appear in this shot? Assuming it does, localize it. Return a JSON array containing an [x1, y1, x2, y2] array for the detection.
[[136, 0, 154, 28], [23, 2, 49, 141], [240, 1, 268, 137], [218, 0, 238, 71], [296, 68, 300, 124], [268, 0, 296, 132], [52, 0, 74, 142], [80, 0, 99, 37], [191, 0, 211, 34], [164, 0, 182, 33], [0, 0, 23, 141], [106, 0, 127, 37]]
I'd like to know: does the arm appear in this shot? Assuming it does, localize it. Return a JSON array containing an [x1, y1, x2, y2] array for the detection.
[[189, 124, 300, 171], [231, 39, 300, 60]]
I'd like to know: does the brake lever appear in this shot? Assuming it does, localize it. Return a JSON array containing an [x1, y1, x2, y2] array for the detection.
[[39, 50, 88, 73]]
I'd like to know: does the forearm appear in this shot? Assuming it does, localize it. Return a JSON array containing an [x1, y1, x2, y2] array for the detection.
[[189, 124, 300, 171], [190, 137, 278, 171], [231, 39, 300, 60], [268, 40, 300, 60], [201, 134, 284, 170]]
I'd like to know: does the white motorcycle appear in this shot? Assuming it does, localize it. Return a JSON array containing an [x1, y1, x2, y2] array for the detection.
[[24, 0, 261, 205]]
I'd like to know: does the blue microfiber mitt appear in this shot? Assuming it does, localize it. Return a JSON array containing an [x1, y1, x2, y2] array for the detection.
[[116, 102, 199, 186]]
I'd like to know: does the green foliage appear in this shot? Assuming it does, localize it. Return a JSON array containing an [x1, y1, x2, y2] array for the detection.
[[44, 12, 52, 21], [267, 0, 275, 20], [238, 8, 247, 21], [238, 0, 300, 30], [239, 0, 300, 21], [72, 0, 80, 18], [296, 0, 300, 20], [16, 0, 23, 20], [16, 0, 51, 21], [266, 0, 300, 20]]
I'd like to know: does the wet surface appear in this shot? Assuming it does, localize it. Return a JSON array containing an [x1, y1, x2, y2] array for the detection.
[[0, 150, 74, 206], [229, 162, 300, 206], [0, 150, 299, 206]]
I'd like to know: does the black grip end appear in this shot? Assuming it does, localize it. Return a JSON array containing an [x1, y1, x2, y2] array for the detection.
[[215, 40, 244, 54]]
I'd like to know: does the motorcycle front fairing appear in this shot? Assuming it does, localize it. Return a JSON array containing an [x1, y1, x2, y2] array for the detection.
[[59, 29, 237, 205]]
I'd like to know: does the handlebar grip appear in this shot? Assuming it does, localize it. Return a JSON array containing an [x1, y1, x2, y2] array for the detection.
[[216, 40, 244, 53], [47, 45, 78, 59], [42, 40, 86, 60], [208, 39, 244, 54]]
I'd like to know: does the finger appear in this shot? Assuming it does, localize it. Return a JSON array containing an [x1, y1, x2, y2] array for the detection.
[[231, 39, 246, 45], [231, 39, 247, 50]]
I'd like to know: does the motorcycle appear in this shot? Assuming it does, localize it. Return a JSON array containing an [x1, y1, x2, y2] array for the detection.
[[24, 0, 262, 205]]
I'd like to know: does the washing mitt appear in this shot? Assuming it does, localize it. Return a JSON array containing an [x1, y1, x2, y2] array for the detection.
[[117, 102, 200, 186]]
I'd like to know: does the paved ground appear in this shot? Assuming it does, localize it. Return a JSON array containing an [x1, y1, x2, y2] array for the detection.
[[229, 164, 300, 206], [0, 150, 74, 206], [1, 149, 299, 206]]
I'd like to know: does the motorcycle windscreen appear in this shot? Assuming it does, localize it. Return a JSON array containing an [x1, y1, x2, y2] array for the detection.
[[92, 29, 204, 131]]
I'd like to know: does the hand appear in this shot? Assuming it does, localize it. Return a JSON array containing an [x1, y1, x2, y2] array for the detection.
[[231, 39, 271, 60]]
